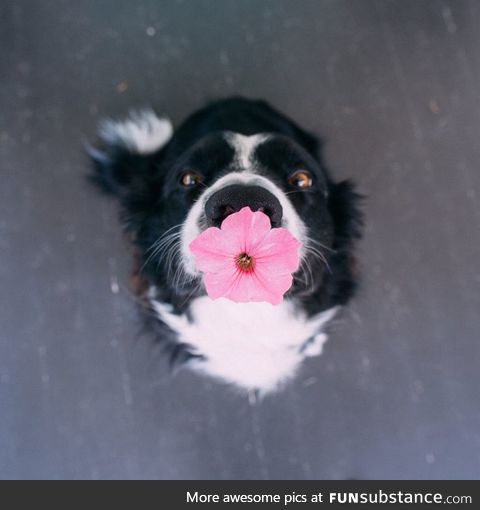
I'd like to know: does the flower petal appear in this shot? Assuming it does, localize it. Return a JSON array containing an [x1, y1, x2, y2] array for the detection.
[[203, 265, 242, 300], [252, 228, 302, 275], [189, 227, 236, 273], [253, 269, 294, 305], [221, 207, 272, 253], [217, 270, 293, 305], [224, 272, 263, 303], [190, 207, 301, 305]]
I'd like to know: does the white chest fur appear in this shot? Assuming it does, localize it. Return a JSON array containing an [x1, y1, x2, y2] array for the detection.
[[151, 296, 338, 393]]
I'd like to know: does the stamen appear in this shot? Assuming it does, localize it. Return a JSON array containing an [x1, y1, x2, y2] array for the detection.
[[236, 252, 255, 272]]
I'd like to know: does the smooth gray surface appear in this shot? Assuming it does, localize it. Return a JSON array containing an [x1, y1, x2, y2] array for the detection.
[[1, 0, 480, 479]]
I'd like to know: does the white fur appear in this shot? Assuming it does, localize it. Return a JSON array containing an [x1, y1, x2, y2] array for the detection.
[[152, 295, 338, 393], [180, 132, 307, 275], [151, 131, 331, 392], [100, 109, 173, 154], [229, 132, 268, 169]]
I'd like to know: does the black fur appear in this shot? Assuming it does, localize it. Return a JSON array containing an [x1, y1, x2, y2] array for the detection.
[[90, 96, 362, 343]]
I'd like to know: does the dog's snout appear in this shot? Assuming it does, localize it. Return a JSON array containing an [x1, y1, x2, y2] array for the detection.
[[205, 184, 283, 227]]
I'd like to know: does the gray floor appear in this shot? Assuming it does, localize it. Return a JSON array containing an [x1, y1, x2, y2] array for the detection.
[[1, 0, 480, 480]]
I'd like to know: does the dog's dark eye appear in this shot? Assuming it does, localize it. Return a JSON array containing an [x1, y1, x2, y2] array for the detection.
[[180, 170, 203, 188], [288, 170, 313, 189]]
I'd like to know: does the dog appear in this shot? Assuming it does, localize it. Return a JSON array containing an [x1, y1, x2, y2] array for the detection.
[[90, 97, 362, 393]]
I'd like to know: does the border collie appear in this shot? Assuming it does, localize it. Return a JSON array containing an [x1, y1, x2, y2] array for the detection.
[[90, 97, 362, 394]]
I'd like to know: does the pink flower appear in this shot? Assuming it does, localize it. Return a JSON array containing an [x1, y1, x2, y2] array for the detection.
[[189, 207, 302, 305]]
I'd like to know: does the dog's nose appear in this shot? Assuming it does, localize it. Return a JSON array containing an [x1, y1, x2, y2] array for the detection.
[[205, 184, 283, 227]]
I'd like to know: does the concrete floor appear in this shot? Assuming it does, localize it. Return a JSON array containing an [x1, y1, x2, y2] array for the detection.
[[1, 0, 480, 479]]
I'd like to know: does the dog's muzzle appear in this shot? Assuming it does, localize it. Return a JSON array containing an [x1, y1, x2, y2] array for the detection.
[[204, 184, 283, 228]]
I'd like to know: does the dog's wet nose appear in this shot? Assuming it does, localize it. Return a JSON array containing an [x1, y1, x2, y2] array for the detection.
[[205, 184, 283, 227]]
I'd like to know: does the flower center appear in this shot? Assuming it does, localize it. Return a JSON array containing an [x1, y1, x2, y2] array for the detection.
[[235, 252, 255, 273]]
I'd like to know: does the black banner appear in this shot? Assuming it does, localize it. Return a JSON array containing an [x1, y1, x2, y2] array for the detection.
[[1, 480, 478, 508], [180, 481, 474, 508]]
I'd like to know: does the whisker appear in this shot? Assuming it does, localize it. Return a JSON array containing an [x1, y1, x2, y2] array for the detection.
[[307, 236, 336, 254], [143, 232, 181, 268], [158, 238, 182, 279], [305, 245, 332, 275], [294, 234, 334, 291], [299, 254, 315, 293], [284, 189, 316, 196], [178, 279, 203, 308], [145, 223, 183, 254], [141, 232, 182, 273]]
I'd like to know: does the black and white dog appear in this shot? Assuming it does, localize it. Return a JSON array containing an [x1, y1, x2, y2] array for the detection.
[[90, 97, 362, 393]]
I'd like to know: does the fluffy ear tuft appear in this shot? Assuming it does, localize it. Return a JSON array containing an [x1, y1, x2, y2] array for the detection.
[[87, 109, 173, 195], [98, 110, 173, 155], [324, 179, 364, 305], [328, 179, 364, 248]]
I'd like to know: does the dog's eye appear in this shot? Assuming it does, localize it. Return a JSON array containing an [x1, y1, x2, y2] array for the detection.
[[288, 170, 313, 189], [180, 170, 203, 187]]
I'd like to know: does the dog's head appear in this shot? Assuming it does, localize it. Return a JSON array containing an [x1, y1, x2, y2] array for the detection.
[[90, 99, 362, 307]]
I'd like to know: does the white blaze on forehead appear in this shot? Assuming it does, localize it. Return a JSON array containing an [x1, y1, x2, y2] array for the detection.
[[180, 131, 307, 276], [99, 109, 173, 154], [226, 132, 269, 169]]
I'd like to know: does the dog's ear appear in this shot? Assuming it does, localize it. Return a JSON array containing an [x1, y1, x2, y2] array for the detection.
[[290, 124, 322, 160], [328, 179, 363, 248], [249, 99, 322, 159], [87, 110, 173, 196], [325, 179, 364, 304]]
